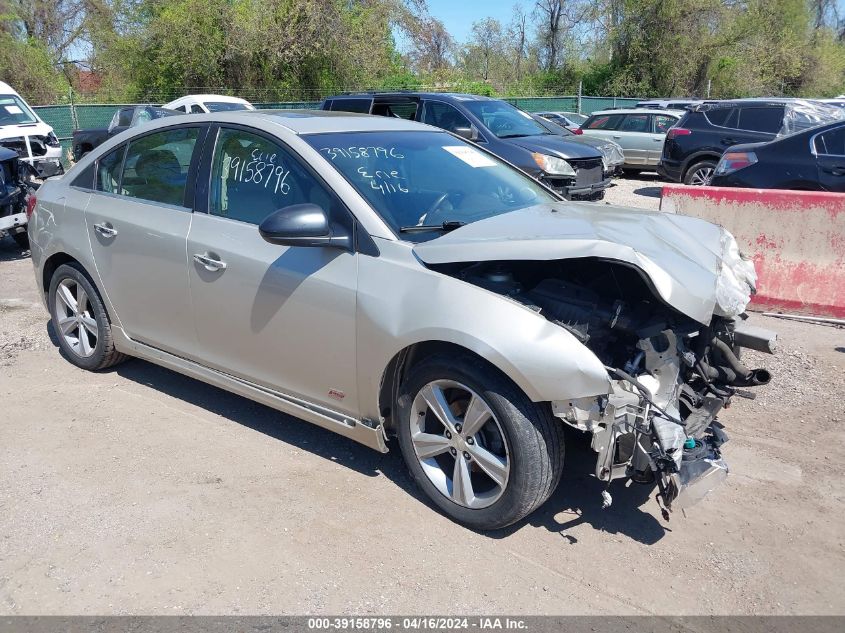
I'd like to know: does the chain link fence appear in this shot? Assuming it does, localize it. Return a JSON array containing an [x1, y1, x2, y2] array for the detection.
[[33, 94, 644, 167]]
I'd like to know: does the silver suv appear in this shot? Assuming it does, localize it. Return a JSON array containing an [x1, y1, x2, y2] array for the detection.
[[29, 110, 772, 530]]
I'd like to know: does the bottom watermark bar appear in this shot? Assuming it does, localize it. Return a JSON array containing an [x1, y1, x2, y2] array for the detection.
[[0, 616, 842, 633]]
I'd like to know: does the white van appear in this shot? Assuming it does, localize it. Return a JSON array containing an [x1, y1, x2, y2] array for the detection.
[[162, 94, 255, 113], [0, 81, 64, 177]]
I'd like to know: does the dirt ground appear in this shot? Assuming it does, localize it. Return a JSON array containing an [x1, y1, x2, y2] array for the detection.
[[1, 202, 843, 615]]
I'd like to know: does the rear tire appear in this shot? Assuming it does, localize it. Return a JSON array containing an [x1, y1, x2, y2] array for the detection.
[[48, 263, 127, 371], [683, 160, 716, 186], [396, 354, 565, 530]]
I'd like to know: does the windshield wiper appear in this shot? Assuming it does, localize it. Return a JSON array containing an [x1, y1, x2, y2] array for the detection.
[[399, 220, 466, 233]]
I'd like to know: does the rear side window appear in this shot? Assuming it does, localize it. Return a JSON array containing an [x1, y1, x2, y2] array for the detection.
[[618, 114, 650, 132], [814, 127, 845, 155], [703, 108, 734, 126], [653, 115, 677, 133], [190, 104, 204, 114], [330, 98, 373, 114], [737, 107, 784, 133], [120, 127, 200, 206], [95, 145, 126, 194], [584, 114, 624, 130]]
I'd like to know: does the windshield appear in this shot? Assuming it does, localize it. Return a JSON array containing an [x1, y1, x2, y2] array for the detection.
[[304, 131, 558, 241], [131, 107, 179, 127], [0, 94, 38, 126], [532, 114, 573, 136], [463, 100, 550, 139], [205, 101, 250, 112]]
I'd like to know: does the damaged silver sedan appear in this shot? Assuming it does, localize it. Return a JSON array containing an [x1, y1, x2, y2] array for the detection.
[[28, 111, 772, 530]]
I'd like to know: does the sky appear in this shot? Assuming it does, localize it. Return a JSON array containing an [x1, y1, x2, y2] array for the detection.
[[424, 0, 523, 44]]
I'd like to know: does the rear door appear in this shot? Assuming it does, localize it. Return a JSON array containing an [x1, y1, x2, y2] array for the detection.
[[84, 125, 206, 355], [609, 113, 652, 165], [813, 125, 845, 192], [718, 106, 781, 148]]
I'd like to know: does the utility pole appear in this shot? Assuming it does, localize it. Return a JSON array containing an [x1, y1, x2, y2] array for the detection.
[[706, 79, 712, 99]]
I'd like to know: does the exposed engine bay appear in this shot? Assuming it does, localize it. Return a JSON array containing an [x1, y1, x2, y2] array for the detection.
[[434, 257, 774, 518], [0, 147, 39, 248]]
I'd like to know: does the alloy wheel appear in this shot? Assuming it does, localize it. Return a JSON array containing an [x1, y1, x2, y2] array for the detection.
[[410, 380, 510, 509], [689, 166, 714, 185], [54, 278, 98, 358]]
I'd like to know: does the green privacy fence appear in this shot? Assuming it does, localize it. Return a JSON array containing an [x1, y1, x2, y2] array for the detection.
[[33, 95, 642, 167]]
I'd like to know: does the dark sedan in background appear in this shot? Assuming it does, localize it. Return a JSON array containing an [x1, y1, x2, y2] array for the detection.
[[710, 120, 845, 192], [323, 92, 611, 200]]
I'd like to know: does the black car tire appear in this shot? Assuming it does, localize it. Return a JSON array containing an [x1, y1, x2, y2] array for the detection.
[[684, 160, 717, 186], [396, 354, 565, 530], [622, 168, 642, 176], [11, 231, 29, 250], [48, 263, 127, 371]]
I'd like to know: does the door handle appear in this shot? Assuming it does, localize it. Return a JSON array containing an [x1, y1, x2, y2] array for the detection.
[[193, 253, 227, 271], [721, 138, 738, 145], [826, 166, 845, 176], [93, 222, 118, 238], [612, 135, 622, 139]]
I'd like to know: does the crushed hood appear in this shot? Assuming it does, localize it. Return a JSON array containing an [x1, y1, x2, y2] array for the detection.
[[413, 203, 756, 325], [506, 135, 603, 160]]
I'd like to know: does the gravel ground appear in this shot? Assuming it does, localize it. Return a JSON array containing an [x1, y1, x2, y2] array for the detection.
[[0, 214, 844, 615], [603, 171, 664, 211]]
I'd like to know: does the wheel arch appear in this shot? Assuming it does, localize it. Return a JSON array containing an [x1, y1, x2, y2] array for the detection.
[[377, 340, 542, 436], [41, 252, 115, 324], [681, 152, 721, 179]]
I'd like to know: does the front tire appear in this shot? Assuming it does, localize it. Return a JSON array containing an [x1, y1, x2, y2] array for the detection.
[[396, 354, 564, 530], [48, 263, 127, 371]]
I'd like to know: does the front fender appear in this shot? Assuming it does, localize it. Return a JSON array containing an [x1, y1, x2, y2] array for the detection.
[[355, 242, 611, 420]]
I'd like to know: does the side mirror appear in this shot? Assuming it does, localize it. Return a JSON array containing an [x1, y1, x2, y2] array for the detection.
[[453, 125, 480, 142], [258, 203, 350, 249]]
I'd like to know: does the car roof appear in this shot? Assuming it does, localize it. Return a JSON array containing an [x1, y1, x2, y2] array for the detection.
[[167, 94, 252, 105], [587, 108, 686, 116], [328, 91, 497, 102], [128, 109, 436, 135]]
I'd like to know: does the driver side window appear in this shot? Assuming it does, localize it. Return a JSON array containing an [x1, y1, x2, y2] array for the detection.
[[209, 128, 337, 225], [421, 101, 471, 133]]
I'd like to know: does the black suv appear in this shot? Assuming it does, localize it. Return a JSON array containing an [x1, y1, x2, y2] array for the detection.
[[658, 99, 845, 185], [322, 92, 610, 200]]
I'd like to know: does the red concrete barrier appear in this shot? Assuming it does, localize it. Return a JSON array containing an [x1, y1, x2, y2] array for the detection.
[[660, 184, 845, 318]]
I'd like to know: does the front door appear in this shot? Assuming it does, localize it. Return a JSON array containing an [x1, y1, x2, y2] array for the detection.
[[610, 113, 652, 166], [186, 126, 360, 415], [84, 126, 204, 355]]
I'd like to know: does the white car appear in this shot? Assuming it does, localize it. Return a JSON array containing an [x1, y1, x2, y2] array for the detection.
[[0, 81, 64, 177], [162, 94, 255, 114]]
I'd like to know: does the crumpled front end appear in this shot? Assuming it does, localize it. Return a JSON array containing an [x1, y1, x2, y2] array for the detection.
[[551, 318, 764, 517], [430, 250, 772, 518]]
